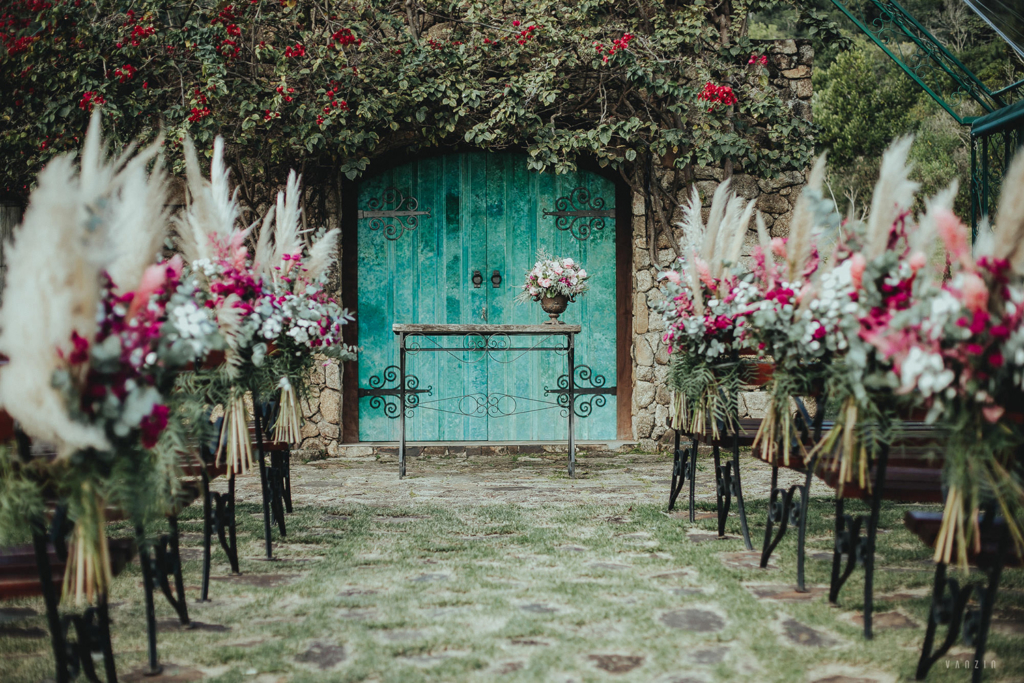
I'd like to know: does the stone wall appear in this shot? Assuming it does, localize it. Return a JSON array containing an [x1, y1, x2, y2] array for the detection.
[[296, 357, 343, 457], [629, 39, 814, 452]]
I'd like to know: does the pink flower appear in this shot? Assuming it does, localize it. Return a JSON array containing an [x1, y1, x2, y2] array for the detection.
[[983, 404, 1005, 424], [539, 278, 551, 287], [665, 270, 681, 285], [936, 208, 970, 269], [849, 253, 866, 290], [908, 251, 927, 272], [127, 256, 181, 320], [770, 237, 787, 259], [695, 258, 715, 290], [961, 272, 989, 313]]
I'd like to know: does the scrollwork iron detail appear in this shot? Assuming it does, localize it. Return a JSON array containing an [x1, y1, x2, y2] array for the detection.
[[545, 365, 616, 418], [543, 186, 615, 240], [359, 365, 432, 418], [358, 188, 431, 241]]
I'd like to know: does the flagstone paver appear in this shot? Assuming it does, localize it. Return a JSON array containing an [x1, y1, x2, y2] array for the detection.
[[2, 451, 1023, 682]]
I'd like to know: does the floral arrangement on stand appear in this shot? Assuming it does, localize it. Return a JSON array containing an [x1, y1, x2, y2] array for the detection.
[[174, 137, 355, 471], [657, 180, 759, 438], [744, 157, 852, 466], [858, 152, 1024, 566], [0, 112, 213, 604], [809, 138, 940, 492]]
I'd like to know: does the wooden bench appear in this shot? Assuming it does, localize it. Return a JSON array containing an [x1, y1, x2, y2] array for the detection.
[[905, 510, 1021, 682]]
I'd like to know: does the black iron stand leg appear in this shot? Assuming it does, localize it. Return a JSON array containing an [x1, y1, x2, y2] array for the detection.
[[668, 430, 682, 512], [201, 474, 212, 602], [688, 440, 696, 523], [168, 516, 190, 626], [969, 531, 1007, 683], [269, 453, 287, 537], [567, 332, 576, 479], [254, 390, 273, 560], [32, 523, 70, 683], [97, 596, 117, 683], [863, 445, 888, 640], [227, 476, 239, 573], [795, 470, 813, 593], [915, 562, 948, 680], [399, 333, 406, 479], [760, 467, 779, 567], [713, 445, 728, 537], [283, 448, 293, 513], [829, 496, 845, 604], [732, 435, 752, 550], [136, 527, 162, 676]]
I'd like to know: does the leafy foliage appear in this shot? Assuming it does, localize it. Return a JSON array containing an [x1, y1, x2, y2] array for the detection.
[[1, 0, 818, 211]]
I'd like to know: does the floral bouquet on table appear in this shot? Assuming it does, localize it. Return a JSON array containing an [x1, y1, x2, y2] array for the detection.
[[744, 157, 853, 466], [871, 153, 1024, 567], [515, 251, 589, 324], [810, 138, 931, 491], [0, 113, 211, 605], [658, 180, 760, 439]]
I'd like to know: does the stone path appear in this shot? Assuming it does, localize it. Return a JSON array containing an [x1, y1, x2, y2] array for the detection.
[[1, 450, 1022, 682]]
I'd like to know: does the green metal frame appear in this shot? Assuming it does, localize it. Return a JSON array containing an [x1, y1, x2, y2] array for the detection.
[[829, 0, 1022, 233], [828, 0, 1005, 125], [970, 102, 1024, 239]]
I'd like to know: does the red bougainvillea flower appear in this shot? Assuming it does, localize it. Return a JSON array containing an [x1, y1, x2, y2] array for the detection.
[[330, 28, 361, 48], [697, 82, 738, 110], [284, 43, 305, 58], [188, 106, 211, 122], [113, 64, 136, 83], [79, 91, 106, 111]]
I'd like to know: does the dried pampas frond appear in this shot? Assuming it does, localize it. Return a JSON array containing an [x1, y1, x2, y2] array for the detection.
[[725, 197, 755, 268], [304, 229, 340, 282], [269, 171, 304, 272], [175, 136, 242, 267], [756, 211, 773, 267], [865, 136, 918, 260], [679, 186, 704, 260], [106, 140, 170, 292], [252, 204, 276, 277], [0, 110, 168, 455], [701, 179, 731, 263], [991, 150, 1024, 271], [786, 155, 828, 282], [915, 180, 959, 274]]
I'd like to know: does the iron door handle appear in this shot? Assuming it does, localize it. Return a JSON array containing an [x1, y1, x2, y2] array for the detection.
[[491, 270, 502, 288], [472, 270, 483, 288]]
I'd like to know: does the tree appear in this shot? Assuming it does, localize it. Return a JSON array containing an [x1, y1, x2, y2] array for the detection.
[[813, 45, 919, 166]]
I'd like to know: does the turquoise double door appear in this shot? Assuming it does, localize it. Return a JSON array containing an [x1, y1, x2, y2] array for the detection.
[[356, 152, 616, 442]]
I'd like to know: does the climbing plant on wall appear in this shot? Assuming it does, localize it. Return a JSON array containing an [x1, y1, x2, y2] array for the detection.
[[1, 0, 839, 238]]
